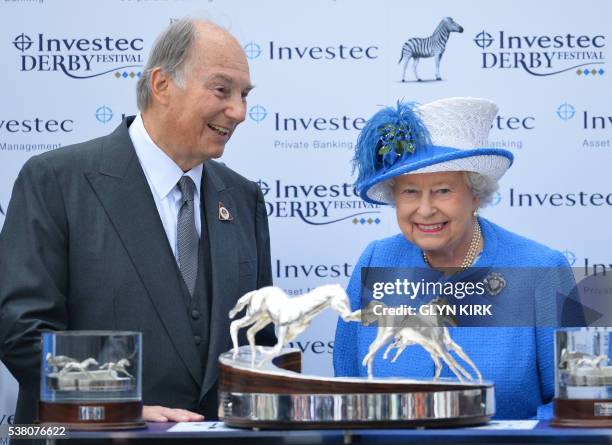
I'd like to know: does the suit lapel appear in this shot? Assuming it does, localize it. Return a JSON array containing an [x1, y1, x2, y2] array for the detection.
[[200, 162, 239, 397], [85, 119, 202, 386]]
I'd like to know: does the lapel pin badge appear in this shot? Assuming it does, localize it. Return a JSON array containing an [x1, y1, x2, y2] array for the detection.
[[218, 202, 233, 221]]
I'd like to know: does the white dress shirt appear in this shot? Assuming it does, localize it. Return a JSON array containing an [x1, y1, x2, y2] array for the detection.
[[129, 113, 202, 260]]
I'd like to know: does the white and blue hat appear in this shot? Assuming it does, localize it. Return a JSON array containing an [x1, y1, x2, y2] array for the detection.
[[354, 97, 514, 205]]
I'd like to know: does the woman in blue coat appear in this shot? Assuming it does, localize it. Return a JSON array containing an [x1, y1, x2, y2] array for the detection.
[[333, 97, 576, 420]]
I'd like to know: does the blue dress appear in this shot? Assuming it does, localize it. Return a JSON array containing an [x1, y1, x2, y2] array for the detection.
[[333, 217, 575, 420]]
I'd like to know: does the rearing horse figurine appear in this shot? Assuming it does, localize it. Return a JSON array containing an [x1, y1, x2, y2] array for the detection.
[[229, 284, 355, 365]]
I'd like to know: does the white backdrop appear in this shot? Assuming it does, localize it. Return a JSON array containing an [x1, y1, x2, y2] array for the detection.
[[1, 0, 611, 422]]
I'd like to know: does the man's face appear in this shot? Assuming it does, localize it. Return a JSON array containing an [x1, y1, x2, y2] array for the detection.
[[164, 31, 252, 166]]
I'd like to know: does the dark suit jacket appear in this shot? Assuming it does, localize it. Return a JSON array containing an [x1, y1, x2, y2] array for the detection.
[[0, 117, 274, 423]]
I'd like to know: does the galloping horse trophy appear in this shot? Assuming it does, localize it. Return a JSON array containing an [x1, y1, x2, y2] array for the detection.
[[220, 286, 495, 428], [229, 284, 356, 365], [355, 298, 482, 382]]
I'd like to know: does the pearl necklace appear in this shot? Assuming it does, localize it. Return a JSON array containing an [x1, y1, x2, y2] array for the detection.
[[422, 219, 481, 271]]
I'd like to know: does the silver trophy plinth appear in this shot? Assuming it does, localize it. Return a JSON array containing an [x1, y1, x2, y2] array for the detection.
[[219, 285, 495, 429], [219, 346, 494, 429]]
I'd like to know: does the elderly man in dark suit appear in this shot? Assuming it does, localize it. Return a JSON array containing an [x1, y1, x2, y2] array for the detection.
[[0, 18, 274, 423]]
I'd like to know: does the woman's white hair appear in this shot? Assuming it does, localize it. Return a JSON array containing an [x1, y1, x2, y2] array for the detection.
[[385, 171, 498, 207], [464, 171, 499, 207]]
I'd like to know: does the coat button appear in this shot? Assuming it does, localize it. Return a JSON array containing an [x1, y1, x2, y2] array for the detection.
[[194, 335, 201, 345], [191, 309, 200, 320]]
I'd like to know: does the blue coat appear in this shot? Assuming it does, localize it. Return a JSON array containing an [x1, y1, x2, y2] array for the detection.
[[334, 217, 574, 419]]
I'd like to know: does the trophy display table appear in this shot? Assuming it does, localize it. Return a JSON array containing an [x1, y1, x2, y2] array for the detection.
[[49, 420, 612, 444]]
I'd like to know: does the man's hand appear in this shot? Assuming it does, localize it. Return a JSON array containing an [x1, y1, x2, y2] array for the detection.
[[143, 405, 205, 422]]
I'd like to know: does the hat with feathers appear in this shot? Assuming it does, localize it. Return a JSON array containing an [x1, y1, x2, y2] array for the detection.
[[354, 97, 513, 205]]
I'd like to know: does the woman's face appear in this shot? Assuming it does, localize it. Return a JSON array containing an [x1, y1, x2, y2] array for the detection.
[[393, 171, 480, 258]]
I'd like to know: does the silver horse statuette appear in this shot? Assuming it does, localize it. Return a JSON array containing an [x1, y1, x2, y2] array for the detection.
[[46, 353, 99, 377], [227, 284, 481, 383], [45, 352, 134, 382], [351, 299, 481, 381], [229, 284, 355, 365], [220, 287, 496, 428], [559, 348, 609, 371]]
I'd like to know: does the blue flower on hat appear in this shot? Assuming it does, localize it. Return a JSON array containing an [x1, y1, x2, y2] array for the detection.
[[353, 101, 431, 193], [378, 122, 416, 168]]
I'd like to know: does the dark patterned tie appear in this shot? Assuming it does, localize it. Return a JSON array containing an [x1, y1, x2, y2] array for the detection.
[[177, 176, 199, 296]]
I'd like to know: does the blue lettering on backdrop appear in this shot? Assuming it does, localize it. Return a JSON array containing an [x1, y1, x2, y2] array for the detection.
[[275, 259, 352, 278], [268, 42, 378, 60], [260, 180, 381, 225], [274, 113, 366, 131], [13, 33, 145, 79], [0, 414, 14, 425], [493, 115, 535, 130], [288, 340, 334, 354], [0, 118, 73, 133], [474, 30, 606, 76], [509, 189, 612, 207], [584, 259, 612, 277], [583, 111, 612, 129], [33, 34, 144, 52]]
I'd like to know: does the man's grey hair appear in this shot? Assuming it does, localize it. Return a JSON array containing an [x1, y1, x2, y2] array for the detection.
[[136, 18, 198, 111], [385, 171, 499, 207]]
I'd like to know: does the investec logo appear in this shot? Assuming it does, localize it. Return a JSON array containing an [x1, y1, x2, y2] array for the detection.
[[275, 259, 353, 279], [244, 41, 378, 61], [473, 30, 605, 77], [583, 257, 612, 277], [258, 179, 381, 226], [564, 104, 612, 129], [507, 188, 612, 207], [0, 117, 74, 133], [274, 111, 366, 132], [249, 106, 365, 150], [249, 106, 366, 131], [12, 33, 145, 79], [487, 111, 535, 151], [556, 103, 612, 148]]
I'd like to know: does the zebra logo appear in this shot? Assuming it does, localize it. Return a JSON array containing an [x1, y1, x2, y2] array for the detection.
[[399, 17, 464, 82]]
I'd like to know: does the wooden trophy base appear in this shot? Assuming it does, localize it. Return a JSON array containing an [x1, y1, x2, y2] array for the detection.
[[219, 347, 495, 429], [39, 400, 146, 430], [552, 398, 612, 428]]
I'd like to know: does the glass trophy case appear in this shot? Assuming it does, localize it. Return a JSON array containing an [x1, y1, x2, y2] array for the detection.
[[39, 331, 145, 430], [553, 327, 612, 427]]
